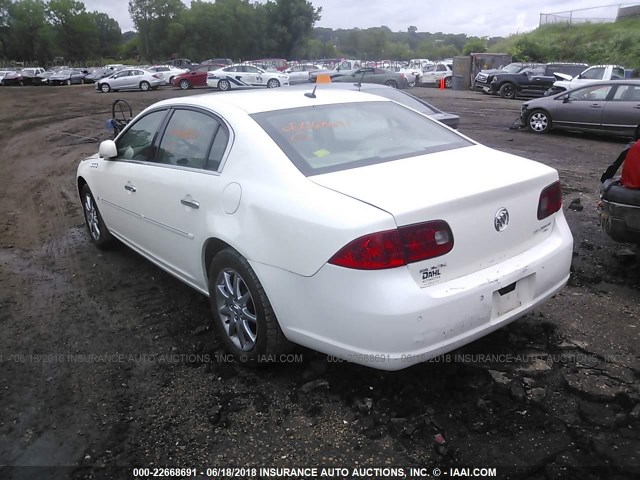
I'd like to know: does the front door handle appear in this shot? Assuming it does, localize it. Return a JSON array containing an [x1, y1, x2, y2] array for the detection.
[[589, 104, 602, 108], [124, 184, 136, 192], [181, 198, 200, 209]]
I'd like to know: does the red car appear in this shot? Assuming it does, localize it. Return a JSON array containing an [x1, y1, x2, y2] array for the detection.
[[172, 65, 222, 90]]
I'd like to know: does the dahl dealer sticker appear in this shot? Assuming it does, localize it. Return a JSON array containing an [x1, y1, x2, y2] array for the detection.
[[420, 263, 447, 286]]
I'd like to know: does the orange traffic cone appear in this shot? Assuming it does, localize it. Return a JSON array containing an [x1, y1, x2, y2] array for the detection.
[[439, 78, 445, 89]]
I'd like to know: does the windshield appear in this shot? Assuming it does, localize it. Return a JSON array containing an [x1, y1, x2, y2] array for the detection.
[[502, 63, 523, 73], [252, 101, 470, 176]]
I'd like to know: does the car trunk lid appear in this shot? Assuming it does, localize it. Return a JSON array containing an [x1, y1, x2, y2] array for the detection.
[[311, 144, 560, 286]]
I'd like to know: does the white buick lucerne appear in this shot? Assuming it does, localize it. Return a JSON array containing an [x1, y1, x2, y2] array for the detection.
[[77, 87, 573, 370]]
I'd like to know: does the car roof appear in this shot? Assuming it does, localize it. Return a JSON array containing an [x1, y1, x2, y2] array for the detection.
[[149, 88, 388, 115]]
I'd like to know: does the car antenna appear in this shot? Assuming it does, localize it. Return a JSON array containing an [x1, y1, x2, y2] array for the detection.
[[304, 84, 318, 98]]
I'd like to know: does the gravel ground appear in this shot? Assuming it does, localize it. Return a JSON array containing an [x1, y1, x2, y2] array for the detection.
[[0, 83, 638, 480]]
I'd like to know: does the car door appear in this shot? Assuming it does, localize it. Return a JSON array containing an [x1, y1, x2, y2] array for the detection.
[[552, 84, 613, 130], [91, 109, 169, 244], [242, 66, 261, 86], [421, 65, 437, 84], [129, 108, 232, 288], [110, 71, 129, 89], [601, 84, 640, 136], [126, 70, 143, 89]]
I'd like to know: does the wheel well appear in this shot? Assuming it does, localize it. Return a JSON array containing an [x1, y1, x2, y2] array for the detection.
[[77, 176, 87, 197], [203, 238, 233, 280]]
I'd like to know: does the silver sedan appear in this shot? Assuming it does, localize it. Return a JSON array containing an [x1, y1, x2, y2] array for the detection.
[[96, 68, 164, 93], [520, 79, 640, 137]]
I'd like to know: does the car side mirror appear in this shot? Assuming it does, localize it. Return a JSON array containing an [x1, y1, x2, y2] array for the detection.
[[99, 140, 118, 159], [562, 97, 571, 103]]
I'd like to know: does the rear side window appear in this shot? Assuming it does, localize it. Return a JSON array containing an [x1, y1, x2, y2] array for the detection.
[[157, 109, 227, 170], [253, 101, 470, 176]]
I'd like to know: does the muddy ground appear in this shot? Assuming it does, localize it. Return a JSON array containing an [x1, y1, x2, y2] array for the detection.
[[0, 83, 638, 480]]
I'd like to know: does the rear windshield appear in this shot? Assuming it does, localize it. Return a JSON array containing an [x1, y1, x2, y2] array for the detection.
[[252, 101, 470, 176]]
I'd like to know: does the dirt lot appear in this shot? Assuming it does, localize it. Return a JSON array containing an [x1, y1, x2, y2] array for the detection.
[[0, 83, 638, 480]]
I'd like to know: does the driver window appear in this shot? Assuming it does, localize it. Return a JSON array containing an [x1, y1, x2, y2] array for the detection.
[[569, 85, 612, 101], [581, 67, 604, 80], [157, 110, 221, 169], [116, 110, 167, 161]]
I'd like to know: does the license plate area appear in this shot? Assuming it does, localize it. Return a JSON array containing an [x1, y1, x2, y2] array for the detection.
[[491, 274, 535, 320]]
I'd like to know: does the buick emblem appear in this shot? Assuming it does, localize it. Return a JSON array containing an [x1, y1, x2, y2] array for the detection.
[[494, 208, 509, 232]]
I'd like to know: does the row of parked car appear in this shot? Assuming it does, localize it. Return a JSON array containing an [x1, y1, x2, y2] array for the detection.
[[473, 61, 637, 99]]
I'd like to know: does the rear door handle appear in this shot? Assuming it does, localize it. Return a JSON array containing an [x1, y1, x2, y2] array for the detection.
[[124, 184, 136, 192], [590, 104, 602, 108], [181, 198, 200, 209], [634, 105, 640, 109]]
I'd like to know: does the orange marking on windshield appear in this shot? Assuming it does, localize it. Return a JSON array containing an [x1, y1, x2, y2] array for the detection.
[[281, 120, 350, 132]]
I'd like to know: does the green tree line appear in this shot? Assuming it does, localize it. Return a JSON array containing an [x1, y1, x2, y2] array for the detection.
[[4, 0, 640, 68], [127, 0, 321, 61], [0, 0, 121, 62]]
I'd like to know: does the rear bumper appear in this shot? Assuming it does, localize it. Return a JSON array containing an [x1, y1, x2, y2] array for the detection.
[[252, 213, 573, 370], [600, 200, 640, 243]]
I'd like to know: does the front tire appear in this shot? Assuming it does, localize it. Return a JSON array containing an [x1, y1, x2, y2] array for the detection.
[[499, 82, 517, 99], [179, 79, 191, 90], [527, 109, 552, 134], [139, 81, 150, 91], [100, 83, 111, 93], [445, 77, 452, 88], [66, 79, 72, 86], [81, 185, 115, 249], [266, 78, 280, 88], [208, 249, 291, 364], [218, 79, 231, 91]]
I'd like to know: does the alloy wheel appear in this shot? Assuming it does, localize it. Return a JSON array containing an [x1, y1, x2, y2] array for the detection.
[[83, 194, 100, 240], [215, 268, 257, 352]]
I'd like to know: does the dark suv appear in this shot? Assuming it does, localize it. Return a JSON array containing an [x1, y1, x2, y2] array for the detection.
[[488, 62, 589, 99], [474, 62, 539, 91]]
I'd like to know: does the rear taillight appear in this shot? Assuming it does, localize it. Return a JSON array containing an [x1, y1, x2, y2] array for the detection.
[[329, 220, 454, 270], [537, 181, 562, 220]]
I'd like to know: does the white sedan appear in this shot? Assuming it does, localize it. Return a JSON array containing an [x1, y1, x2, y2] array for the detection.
[[77, 88, 573, 370], [148, 65, 189, 85], [96, 68, 164, 92], [207, 64, 289, 90]]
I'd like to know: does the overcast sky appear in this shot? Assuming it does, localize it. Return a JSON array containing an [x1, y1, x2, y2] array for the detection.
[[85, 0, 630, 37]]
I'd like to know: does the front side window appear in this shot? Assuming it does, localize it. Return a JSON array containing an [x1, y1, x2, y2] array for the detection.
[[581, 67, 605, 80], [568, 85, 612, 101], [116, 110, 167, 161], [253, 101, 471, 176], [157, 109, 226, 170], [612, 67, 625, 79]]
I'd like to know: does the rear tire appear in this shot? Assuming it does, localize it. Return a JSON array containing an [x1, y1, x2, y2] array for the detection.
[[81, 184, 115, 249], [445, 77, 452, 88], [527, 109, 552, 134], [139, 81, 150, 91], [208, 248, 291, 365]]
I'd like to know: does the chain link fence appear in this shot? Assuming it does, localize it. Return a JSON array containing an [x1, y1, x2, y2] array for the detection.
[[540, 3, 640, 26]]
